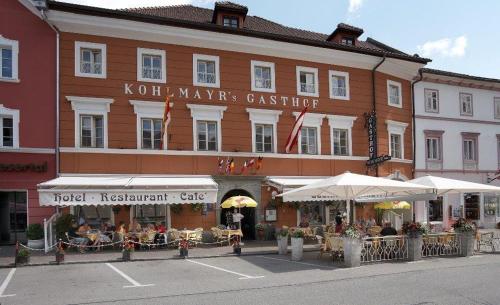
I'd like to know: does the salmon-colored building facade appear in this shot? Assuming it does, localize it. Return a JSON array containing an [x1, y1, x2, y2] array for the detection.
[[0, 0, 57, 243], [42, 1, 428, 239]]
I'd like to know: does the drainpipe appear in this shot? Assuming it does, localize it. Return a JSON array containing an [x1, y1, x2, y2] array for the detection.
[[371, 55, 386, 177], [411, 68, 424, 223]]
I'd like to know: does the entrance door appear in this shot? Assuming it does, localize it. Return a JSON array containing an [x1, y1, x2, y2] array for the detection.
[[0, 191, 27, 244], [220, 189, 256, 240]]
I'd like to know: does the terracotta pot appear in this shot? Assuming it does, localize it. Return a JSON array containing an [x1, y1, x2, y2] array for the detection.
[[257, 230, 265, 240]]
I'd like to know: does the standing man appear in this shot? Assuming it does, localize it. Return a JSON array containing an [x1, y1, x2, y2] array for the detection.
[[232, 209, 244, 230]]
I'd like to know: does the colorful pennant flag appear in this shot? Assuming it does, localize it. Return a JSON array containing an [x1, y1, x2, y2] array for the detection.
[[160, 95, 172, 149], [217, 158, 225, 174], [256, 156, 263, 170], [285, 107, 308, 153]]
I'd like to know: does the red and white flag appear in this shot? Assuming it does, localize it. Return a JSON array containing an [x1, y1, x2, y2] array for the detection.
[[160, 95, 172, 149], [285, 107, 308, 153]]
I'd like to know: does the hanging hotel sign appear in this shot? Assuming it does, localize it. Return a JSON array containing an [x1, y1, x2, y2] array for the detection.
[[124, 83, 319, 109], [364, 111, 391, 167], [38, 190, 217, 206]]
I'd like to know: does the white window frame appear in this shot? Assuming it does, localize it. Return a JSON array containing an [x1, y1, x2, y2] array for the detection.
[[246, 108, 282, 153], [328, 70, 350, 100], [327, 115, 357, 156], [0, 104, 20, 148], [294, 112, 325, 155], [426, 137, 441, 161], [250, 60, 276, 93], [67, 96, 113, 148], [424, 88, 439, 113], [193, 54, 220, 88], [187, 104, 227, 152], [387, 80, 402, 108], [0, 35, 19, 82], [74, 41, 107, 79], [296, 66, 319, 97], [137, 48, 166, 83], [494, 97, 500, 120], [386, 120, 408, 160], [129, 100, 173, 150], [459, 93, 473, 116]]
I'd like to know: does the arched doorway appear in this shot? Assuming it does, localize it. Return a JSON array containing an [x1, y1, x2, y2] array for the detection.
[[220, 189, 256, 240]]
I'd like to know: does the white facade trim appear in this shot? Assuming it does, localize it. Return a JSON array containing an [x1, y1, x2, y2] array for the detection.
[[66, 96, 114, 148], [328, 70, 350, 100], [129, 100, 173, 150], [387, 79, 403, 108], [136, 47, 167, 83], [296, 66, 319, 97], [192, 54, 220, 88], [0, 35, 19, 82], [186, 104, 227, 152], [0, 104, 20, 148], [250, 60, 276, 93], [0, 147, 55, 154], [386, 120, 408, 160], [293, 112, 325, 154], [247, 108, 282, 153], [74, 41, 107, 79], [327, 115, 357, 156]]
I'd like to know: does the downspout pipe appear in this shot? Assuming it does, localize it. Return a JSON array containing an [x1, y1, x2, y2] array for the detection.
[[411, 69, 424, 223], [371, 55, 386, 177]]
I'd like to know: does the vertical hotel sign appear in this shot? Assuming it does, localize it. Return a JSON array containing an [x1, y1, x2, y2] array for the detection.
[[365, 111, 391, 167]]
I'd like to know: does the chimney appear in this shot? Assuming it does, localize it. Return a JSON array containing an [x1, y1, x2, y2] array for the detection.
[[31, 0, 47, 10], [327, 23, 364, 46], [212, 1, 248, 29]]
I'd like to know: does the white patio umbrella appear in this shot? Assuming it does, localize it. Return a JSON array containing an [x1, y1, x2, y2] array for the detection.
[[408, 175, 500, 195], [279, 172, 435, 222]]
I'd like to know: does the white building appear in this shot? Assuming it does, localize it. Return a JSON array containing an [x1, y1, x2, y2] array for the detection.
[[414, 69, 500, 229]]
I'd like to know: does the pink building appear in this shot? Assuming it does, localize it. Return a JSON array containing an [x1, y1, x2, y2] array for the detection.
[[0, 0, 57, 243]]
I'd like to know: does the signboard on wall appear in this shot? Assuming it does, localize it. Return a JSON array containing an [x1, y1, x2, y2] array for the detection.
[[265, 209, 277, 222], [364, 111, 391, 167]]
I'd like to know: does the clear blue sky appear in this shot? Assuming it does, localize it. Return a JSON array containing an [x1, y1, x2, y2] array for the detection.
[[62, 0, 500, 79]]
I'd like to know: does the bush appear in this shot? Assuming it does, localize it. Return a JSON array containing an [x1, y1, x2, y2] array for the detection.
[[55, 214, 76, 240], [255, 223, 265, 231], [26, 224, 44, 240], [276, 229, 289, 238], [17, 248, 30, 258], [341, 224, 361, 239], [291, 230, 304, 238], [452, 218, 475, 233]]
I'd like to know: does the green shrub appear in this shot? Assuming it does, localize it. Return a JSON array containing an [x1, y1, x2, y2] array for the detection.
[[26, 224, 44, 240], [291, 230, 304, 238], [17, 248, 30, 257], [55, 214, 76, 240]]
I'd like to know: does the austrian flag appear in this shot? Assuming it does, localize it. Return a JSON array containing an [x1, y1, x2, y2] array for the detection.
[[160, 95, 172, 149], [285, 107, 308, 153]]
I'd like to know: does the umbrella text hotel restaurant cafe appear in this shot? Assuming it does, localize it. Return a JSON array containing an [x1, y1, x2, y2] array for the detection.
[[36, 0, 430, 239]]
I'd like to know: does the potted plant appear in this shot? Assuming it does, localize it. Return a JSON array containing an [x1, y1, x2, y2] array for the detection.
[[276, 229, 288, 255], [255, 223, 265, 240], [55, 240, 65, 264], [341, 224, 362, 267], [452, 218, 476, 257], [16, 248, 30, 265], [291, 230, 304, 261], [402, 222, 428, 261], [122, 238, 134, 261], [27, 223, 44, 249], [179, 238, 189, 258], [55, 214, 75, 240]]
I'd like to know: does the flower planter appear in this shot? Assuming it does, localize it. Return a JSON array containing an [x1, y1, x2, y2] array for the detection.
[[55, 252, 65, 264], [16, 255, 29, 265], [257, 230, 265, 241], [342, 237, 361, 268], [122, 250, 132, 261], [233, 246, 241, 256], [27, 239, 44, 250], [407, 235, 423, 261], [291, 237, 303, 261], [179, 248, 188, 258], [277, 236, 288, 255], [458, 232, 475, 257]]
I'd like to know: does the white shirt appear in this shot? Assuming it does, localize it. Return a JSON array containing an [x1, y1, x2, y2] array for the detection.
[[232, 213, 244, 223]]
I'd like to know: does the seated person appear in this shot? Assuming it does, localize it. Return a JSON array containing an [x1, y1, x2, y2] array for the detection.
[[380, 222, 398, 236], [77, 222, 91, 234], [68, 222, 90, 253], [115, 221, 127, 241], [128, 218, 142, 233], [154, 222, 167, 244]]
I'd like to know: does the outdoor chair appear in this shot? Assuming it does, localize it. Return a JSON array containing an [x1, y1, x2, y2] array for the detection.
[[477, 232, 495, 252], [189, 229, 203, 247], [211, 227, 225, 246], [368, 226, 382, 237], [168, 229, 181, 248], [141, 231, 157, 250]]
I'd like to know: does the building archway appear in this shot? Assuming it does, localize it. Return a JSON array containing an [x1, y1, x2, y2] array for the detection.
[[220, 189, 256, 240]]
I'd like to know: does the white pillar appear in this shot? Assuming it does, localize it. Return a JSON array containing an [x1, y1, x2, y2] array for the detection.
[[166, 205, 171, 229], [479, 193, 485, 227]]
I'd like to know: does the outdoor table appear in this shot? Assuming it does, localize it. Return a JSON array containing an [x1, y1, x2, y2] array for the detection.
[[179, 230, 197, 240]]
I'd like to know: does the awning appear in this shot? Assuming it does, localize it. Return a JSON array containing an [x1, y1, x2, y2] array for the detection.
[[265, 176, 329, 193], [37, 175, 218, 206]]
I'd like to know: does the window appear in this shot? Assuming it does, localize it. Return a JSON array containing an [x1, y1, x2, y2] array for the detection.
[[74, 41, 106, 78], [0, 35, 19, 82], [193, 54, 220, 88], [67, 96, 113, 148], [0, 192, 27, 243], [386, 120, 407, 160], [426, 137, 440, 160], [197, 121, 218, 151], [80, 115, 103, 148], [329, 70, 350, 100], [247, 108, 282, 153], [387, 80, 402, 108], [76, 206, 112, 227], [341, 37, 354, 46], [0, 105, 19, 148], [296, 66, 319, 97], [223, 16, 239, 28], [464, 193, 480, 220], [332, 128, 349, 156], [134, 205, 166, 224], [390, 134, 402, 159], [141, 118, 162, 149], [459, 93, 473, 116], [461, 132, 479, 170], [424, 89, 439, 113], [137, 48, 166, 83], [299, 203, 325, 226], [494, 97, 500, 119], [300, 127, 317, 155], [255, 124, 273, 153], [428, 197, 443, 222], [328, 115, 356, 156], [250, 60, 275, 93], [187, 104, 227, 152], [498, 135, 500, 169]]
